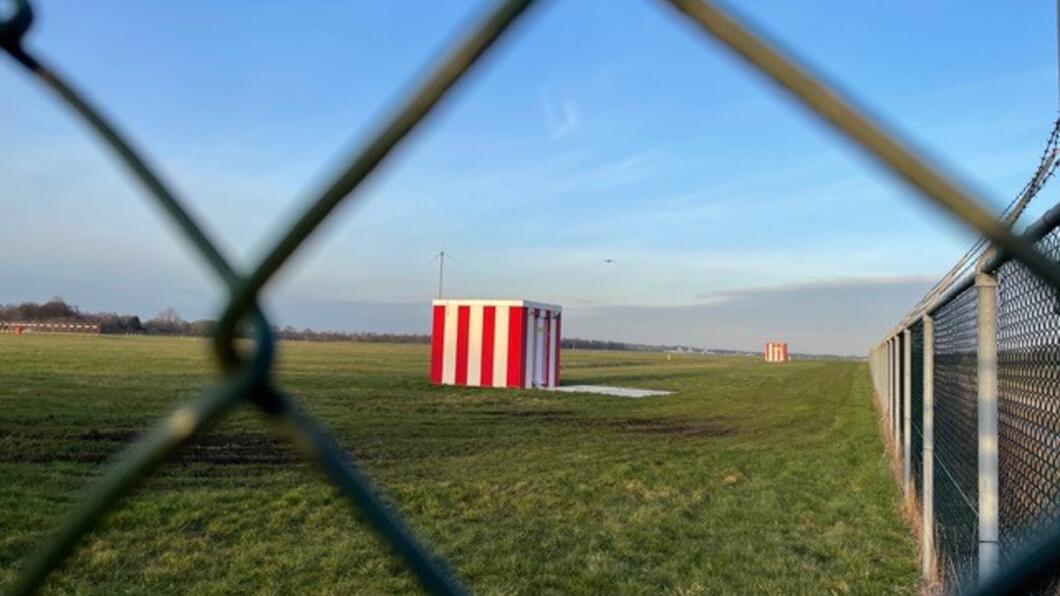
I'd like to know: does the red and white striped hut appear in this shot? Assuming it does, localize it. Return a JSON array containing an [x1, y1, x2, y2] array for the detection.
[[430, 299, 561, 389], [764, 341, 789, 363]]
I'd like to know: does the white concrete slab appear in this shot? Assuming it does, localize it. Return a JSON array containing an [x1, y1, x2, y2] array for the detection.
[[549, 385, 672, 399]]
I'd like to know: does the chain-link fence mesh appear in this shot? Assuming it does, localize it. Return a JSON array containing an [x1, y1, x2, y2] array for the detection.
[[909, 321, 924, 500], [995, 225, 1060, 594], [933, 286, 980, 588], [7, 0, 1060, 594]]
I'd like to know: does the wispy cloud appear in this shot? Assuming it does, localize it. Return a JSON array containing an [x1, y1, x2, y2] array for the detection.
[[540, 90, 581, 141], [566, 148, 665, 188], [695, 275, 941, 302], [686, 274, 940, 309]]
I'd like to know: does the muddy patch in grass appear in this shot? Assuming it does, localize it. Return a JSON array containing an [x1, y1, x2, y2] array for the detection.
[[478, 409, 577, 421], [476, 409, 734, 438], [601, 417, 734, 437], [173, 432, 299, 466], [0, 430, 299, 466]]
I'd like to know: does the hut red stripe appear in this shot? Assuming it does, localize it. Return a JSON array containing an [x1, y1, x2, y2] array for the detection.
[[430, 305, 445, 383], [480, 306, 496, 387], [455, 306, 470, 385], [507, 307, 525, 388]]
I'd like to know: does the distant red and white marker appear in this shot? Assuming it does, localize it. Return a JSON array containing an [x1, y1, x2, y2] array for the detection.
[[764, 341, 789, 363], [430, 299, 562, 389]]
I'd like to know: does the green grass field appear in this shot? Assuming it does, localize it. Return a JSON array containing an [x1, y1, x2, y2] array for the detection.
[[0, 335, 917, 594]]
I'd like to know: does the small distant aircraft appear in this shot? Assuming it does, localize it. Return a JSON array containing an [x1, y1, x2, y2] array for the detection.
[[603, 259, 616, 264]]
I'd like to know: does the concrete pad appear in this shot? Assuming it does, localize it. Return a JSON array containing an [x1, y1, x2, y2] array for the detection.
[[549, 385, 672, 398]]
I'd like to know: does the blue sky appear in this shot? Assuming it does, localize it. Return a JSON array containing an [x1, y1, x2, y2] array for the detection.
[[2, 1, 1058, 355]]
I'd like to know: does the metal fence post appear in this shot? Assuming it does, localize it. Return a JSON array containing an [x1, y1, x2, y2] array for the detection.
[[886, 340, 891, 414], [976, 270, 999, 583], [922, 315, 935, 578], [881, 341, 890, 405], [886, 339, 892, 428], [893, 335, 901, 451], [882, 344, 888, 411], [884, 341, 891, 418], [903, 327, 913, 494], [888, 338, 893, 436], [894, 336, 900, 445], [872, 345, 880, 407], [874, 345, 880, 405], [873, 343, 881, 407]]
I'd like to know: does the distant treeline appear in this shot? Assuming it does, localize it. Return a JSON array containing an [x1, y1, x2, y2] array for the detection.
[[276, 328, 428, 344], [0, 299, 427, 343], [560, 338, 689, 351], [561, 338, 631, 351]]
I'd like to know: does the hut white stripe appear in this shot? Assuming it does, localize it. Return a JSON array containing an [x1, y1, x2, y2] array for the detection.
[[493, 306, 509, 386], [442, 305, 458, 384], [467, 305, 484, 387]]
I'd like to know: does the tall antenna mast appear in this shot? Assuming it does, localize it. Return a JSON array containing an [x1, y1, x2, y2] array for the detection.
[[431, 250, 458, 299], [437, 250, 446, 298]]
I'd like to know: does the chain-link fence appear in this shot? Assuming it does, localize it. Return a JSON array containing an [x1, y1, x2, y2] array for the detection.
[[932, 286, 980, 587], [872, 194, 1060, 593], [6, 0, 1060, 593]]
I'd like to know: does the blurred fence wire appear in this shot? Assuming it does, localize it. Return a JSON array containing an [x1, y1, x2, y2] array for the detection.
[[4, 0, 1060, 593]]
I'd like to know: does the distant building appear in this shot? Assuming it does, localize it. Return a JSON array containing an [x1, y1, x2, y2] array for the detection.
[[0, 321, 101, 335], [430, 299, 561, 389], [764, 341, 789, 363]]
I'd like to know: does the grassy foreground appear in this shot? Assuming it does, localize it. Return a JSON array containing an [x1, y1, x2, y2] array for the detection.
[[0, 335, 917, 594]]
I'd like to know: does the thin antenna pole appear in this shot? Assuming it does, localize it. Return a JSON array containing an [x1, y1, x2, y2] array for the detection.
[[437, 251, 445, 298], [1057, 0, 1060, 110]]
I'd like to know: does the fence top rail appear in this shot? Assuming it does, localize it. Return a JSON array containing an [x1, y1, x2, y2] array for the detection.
[[923, 272, 977, 319], [982, 200, 1060, 274], [919, 199, 1060, 319]]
